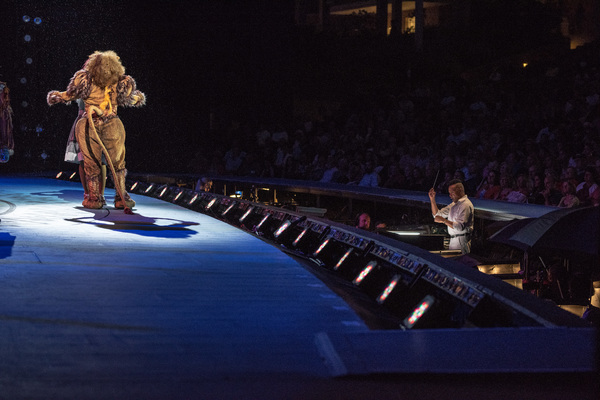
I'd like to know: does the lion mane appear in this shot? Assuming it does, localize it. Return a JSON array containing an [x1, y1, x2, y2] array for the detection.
[[86, 50, 125, 88]]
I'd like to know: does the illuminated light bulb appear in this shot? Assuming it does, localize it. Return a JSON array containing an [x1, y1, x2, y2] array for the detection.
[[239, 207, 253, 222], [353, 261, 377, 285], [274, 221, 291, 238], [377, 276, 400, 303], [293, 228, 307, 246], [314, 238, 330, 255], [188, 193, 199, 205], [205, 198, 216, 209], [255, 214, 269, 230], [334, 249, 352, 271]]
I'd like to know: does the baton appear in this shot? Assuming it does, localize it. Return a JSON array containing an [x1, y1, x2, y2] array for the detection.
[[432, 169, 440, 190]]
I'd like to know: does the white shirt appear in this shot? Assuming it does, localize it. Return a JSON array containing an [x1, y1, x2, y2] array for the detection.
[[435, 195, 474, 236], [576, 182, 598, 196], [435, 195, 474, 254], [358, 171, 380, 187]]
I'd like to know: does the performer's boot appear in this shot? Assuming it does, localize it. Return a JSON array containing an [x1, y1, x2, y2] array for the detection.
[[82, 175, 103, 209], [113, 169, 135, 209]]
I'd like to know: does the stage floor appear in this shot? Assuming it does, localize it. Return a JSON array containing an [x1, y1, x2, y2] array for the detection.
[[0, 175, 597, 399]]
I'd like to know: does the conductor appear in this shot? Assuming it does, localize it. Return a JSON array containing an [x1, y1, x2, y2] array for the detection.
[[428, 179, 474, 254]]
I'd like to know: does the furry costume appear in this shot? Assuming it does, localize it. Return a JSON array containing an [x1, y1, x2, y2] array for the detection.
[[0, 81, 14, 163], [47, 51, 145, 209]]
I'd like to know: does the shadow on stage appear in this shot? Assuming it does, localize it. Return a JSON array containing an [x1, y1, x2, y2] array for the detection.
[[0, 232, 16, 259], [65, 209, 200, 239]]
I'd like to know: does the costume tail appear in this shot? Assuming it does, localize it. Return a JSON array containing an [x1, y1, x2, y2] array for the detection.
[[86, 106, 133, 214]]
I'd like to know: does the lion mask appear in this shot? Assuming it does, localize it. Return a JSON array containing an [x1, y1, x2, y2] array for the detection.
[[85, 50, 125, 88]]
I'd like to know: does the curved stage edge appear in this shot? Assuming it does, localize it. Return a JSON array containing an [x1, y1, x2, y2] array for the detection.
[[0, 174, 597, 400]]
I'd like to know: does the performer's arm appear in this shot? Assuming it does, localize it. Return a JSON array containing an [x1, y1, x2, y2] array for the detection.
[[429, 187, 454, 227], [117, 75, 146, 107], [47, 70, 90, 106], [428, 188, 439, 216]]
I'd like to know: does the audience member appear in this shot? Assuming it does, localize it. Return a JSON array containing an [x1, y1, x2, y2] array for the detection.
[[475, 170, 501, 200], [223, 143, 245, 174], [453, 169, 466, 184], [406, 166, 428, 191], [504, 173, 529, 203], [355, 212, 386, 231], [540, 174, 563, 206], [558, 180, 580, 208], [355, 212, 372, 230], [331, 157, 350, 184], [528, 173, 546, 205], [435, 170, 453, 194], [576, 167, 600, 207], [319, 155, 339, 183], [346, 161, 364, 185], [563, 166, 580, 187], [382, 163, 406, 189], [497, 174, 514, 201], [195, 177, 213, 192], [358, 160, 380, 187]]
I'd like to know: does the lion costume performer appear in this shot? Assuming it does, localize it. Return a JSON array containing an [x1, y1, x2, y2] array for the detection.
[[47, 50, 145, 209]]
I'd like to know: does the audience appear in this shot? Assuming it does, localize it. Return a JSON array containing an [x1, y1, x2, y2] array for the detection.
[[199, 40, 600, 211]]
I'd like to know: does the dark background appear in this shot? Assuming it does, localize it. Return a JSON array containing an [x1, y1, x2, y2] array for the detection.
[[1, 0, 294, 173], [1, 0, 591, 175]]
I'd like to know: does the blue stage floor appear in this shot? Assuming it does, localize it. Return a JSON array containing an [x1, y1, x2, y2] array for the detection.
[[0, 175, 597, 400]]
